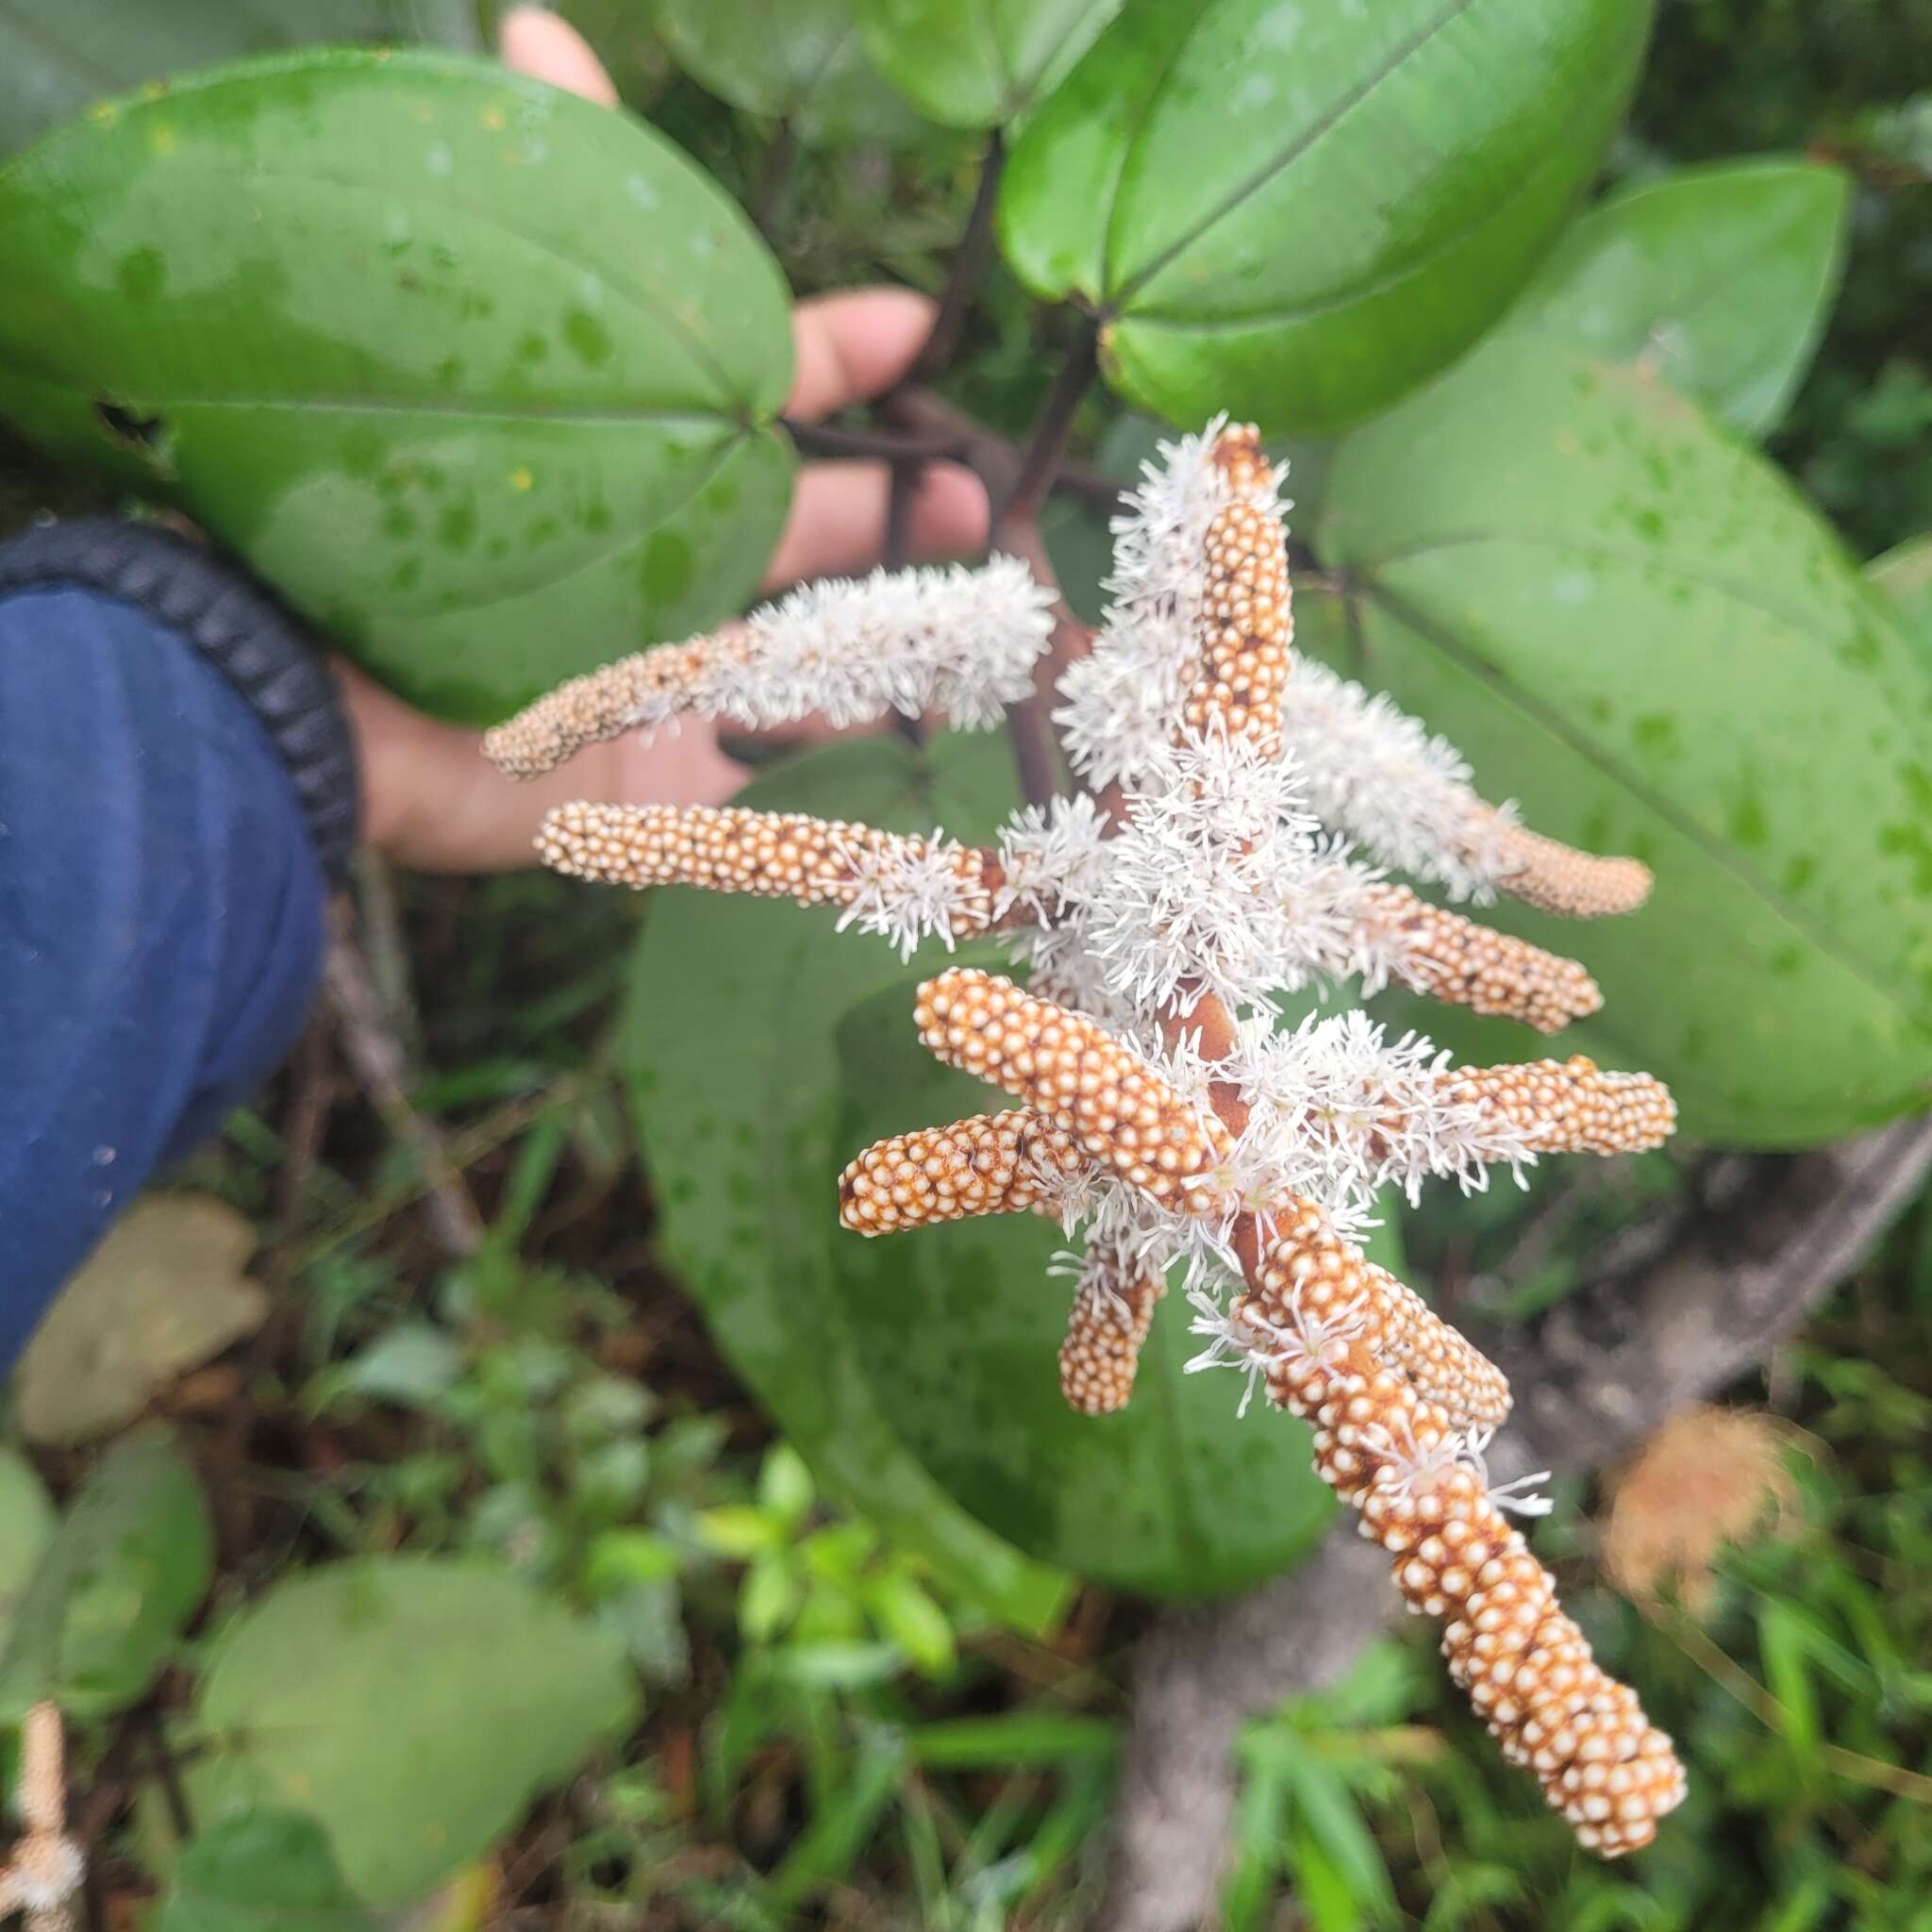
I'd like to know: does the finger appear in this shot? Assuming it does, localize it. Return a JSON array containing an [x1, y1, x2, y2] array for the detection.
[[787, 290, 939, 421], [336, 658, 747, 874], [759, 458, 991, 591], [498, 5, 621, 107]]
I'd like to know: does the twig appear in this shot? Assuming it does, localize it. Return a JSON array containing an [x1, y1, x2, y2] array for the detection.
[[783, 418, 965, 465], [992, 514, 1087, 808], [1000, 313, 1102, 525], [139, 1707, 193, 1844], [919, 129, 1007, 375], [1095, 1112, 1932, 1932], [322, 906, 484, 1258]]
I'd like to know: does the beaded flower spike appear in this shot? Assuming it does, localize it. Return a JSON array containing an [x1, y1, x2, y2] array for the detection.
[[488, 421, 1687, 1855]]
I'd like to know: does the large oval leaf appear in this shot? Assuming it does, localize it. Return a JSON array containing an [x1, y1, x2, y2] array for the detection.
[[999, 0, 1652, 435], [0, 0, 481, 156], [1872, 536, 1932, 651], [853, 0, 1122, 129], [181, 1557, 636, 1907], [623, 731, 1334, 1603], [1501, 159, 1850, 439], [0, 1431, 211, 1721], [1316, 336, 1932, 1145], [0, 49, 795, 724], [658, 0, 926, 147]]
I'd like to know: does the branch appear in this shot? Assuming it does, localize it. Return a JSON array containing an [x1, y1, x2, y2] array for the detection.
[[1095, 1112, 1932, 1932], [919, 129, 1006, 375], [323, 910, 483, 1259]]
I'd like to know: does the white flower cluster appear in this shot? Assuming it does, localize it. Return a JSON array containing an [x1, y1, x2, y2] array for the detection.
[[1225, 1008, 1538, 1212], [1280, 658, 1522, 901], [673, 553, 1055, 734], [1054, 414, 1289, 789], [830, 826, 989, 961]]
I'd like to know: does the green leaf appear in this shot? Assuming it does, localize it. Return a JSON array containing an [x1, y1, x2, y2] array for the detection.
[[181, 1556, 638, 1907], [0, 0, 482, 156], [999, 0, 1652, 435], [1316, 337, 1932, 1144], [696, 1505, 782, 1558], [0, 1451, 55, 1649], [14, 1195, 268, 1448], [908, 1711, 1118, 1768], [154, 1810, 375, 1932], [853, 0, 1122, 128], [623, 731, 1333, 1601], [758, 1442, 817, 1525], [1502, 159, 1850, 439], [0, 48, 795, 724], [0, 1430, 212, 1720], [658, 0, 926, 147], [1871, 536, 1932, 651], [866, 1570, 956, 1673]]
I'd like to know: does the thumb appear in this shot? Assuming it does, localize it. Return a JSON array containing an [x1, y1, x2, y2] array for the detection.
[[497, 6, 621, 108]]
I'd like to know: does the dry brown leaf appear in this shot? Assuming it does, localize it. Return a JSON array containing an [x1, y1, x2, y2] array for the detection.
[[13, 1195, 267, 1447], [1601, 1404, 1804, 1611]]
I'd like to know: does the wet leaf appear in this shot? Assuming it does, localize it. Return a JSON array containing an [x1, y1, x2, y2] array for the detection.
[[13, 1193, 267, 1447], [0, 0, 482, 155], [854, 0, 1122, 128], [1000, 0, 1651, 433], [623, 732, 1334, 1602], [181, 1557, 636, 1907], [1502, 159, 1850, 438], [660, 0, 927, 147], [0, 1431, 212, 1720], [1872, 535, 1932, 651], [1317, 336, 1932, 1143], [0, 49, 794, 724]]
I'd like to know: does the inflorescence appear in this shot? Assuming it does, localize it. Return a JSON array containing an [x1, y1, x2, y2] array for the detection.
[[490, 418, 1685, 1853]]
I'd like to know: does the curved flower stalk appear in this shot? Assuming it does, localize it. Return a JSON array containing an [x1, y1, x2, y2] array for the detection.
[[0, 1704, 82, 1932], [508, 416, 1685, 1850], [485, 556, 1056, 776], [1281, 659, 1654, 917]]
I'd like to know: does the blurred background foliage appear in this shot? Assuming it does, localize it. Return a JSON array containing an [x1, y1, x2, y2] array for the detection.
[[1, 1, 1928, 1928]]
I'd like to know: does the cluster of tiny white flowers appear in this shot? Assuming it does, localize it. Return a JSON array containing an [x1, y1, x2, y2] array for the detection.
[[994, 791, 1115, 922], [1053, 415, 1290, 790], [1281, 658, 1522, 901], [812, 425, 1552, 1320], [1229, 1008, 1538, 1214], [830, 826, 988, 961], [1078, 730, 1320, 1014], [701, 553, 1056, 731]]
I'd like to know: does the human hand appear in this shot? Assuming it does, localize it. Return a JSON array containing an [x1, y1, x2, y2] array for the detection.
[[337, 8, 989, 874]]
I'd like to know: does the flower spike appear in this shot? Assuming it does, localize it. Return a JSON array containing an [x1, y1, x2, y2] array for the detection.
[[537, 803, 999, 960], [838, 1110, 1084, 1235], [1058, 1239, 1166, 1416], [914, 969, 1237, 1218], [1280, 659, 1652, 916], [486, 556, 1055, 776], [1357, 883, 1603, 1035], [514, 405, 1686, 1855], [1228, 1207, 1685, 1854]]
